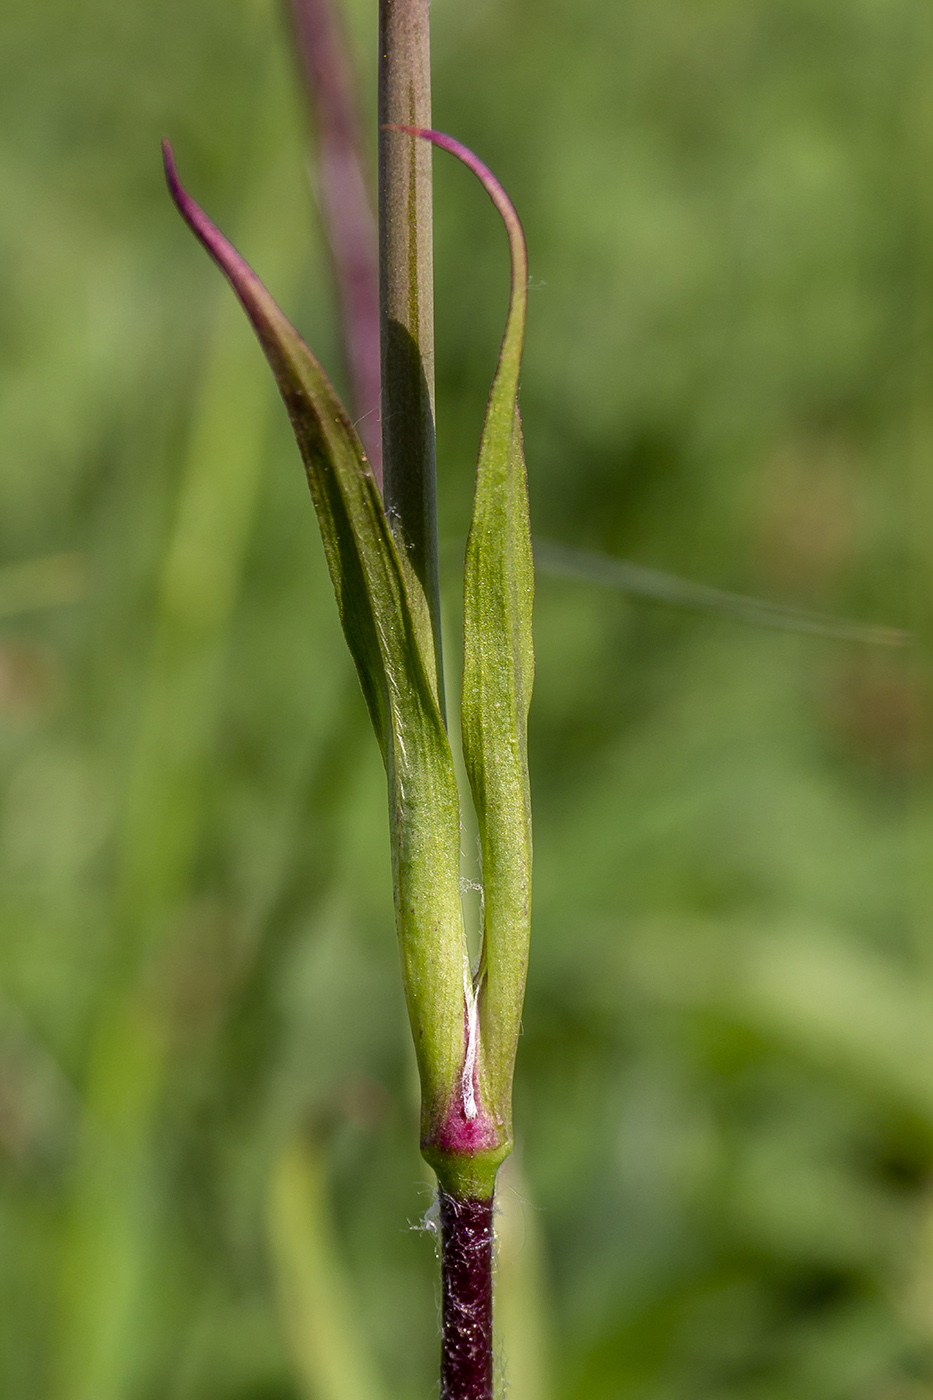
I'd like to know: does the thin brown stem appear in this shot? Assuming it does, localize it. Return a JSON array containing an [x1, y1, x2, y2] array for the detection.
[[377, 0, 444, 711]]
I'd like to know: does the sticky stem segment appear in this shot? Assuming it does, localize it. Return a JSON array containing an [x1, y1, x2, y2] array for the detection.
[[440, 1191, 494, 1400]]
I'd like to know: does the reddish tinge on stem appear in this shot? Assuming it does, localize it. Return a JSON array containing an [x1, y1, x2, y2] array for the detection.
[[440, 1191, 494, 1400]]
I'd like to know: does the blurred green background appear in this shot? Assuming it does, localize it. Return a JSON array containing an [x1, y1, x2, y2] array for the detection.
[[0, 0, 929, 1396]]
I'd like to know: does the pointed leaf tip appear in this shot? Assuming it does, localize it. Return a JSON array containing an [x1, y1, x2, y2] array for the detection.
[[162, 140, 288, 367], [385, 127, 528, 311], [162, 139, 471, 1164]]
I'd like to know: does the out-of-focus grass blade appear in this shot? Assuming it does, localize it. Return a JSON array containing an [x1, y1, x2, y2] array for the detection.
[[288, 0, 382, 480], [402, 131, 534, 1140], [0, 988, 77, 1166], [269, 1135, 387, 1400], [737, 930, 933, 1124], [54, 79, 309, 1400], [630, 919, 933, 1125], [163, 144, 468, 1132], [0, 552, 89, 618], [536, 539, 911, 646], [494, 1155, 552, 1400]]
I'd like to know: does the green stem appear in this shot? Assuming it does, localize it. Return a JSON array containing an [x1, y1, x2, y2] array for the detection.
[[377, 0, 444, 714]]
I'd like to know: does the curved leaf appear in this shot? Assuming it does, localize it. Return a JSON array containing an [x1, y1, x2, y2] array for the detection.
[[401, 131, 534, 1158], [163, 142, 467, 1142]]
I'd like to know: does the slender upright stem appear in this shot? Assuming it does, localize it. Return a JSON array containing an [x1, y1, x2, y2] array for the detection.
[[439, 1192, 495, 1400], [289, 0, 383, 481], [379, 11, 493, 1398], [378, 0, 444, 709]]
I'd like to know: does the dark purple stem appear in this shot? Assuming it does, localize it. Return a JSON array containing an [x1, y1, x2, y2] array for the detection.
[[440, 1191, 494, 1400], [289, 0, 383, 485]]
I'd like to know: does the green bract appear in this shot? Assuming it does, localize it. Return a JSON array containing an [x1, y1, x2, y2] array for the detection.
[[164, 131, 532, 1200]]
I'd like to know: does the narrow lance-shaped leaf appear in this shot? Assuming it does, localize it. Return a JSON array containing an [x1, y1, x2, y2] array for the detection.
[[163, 142, 468, 1148], [399, 131, 533, 1179]]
